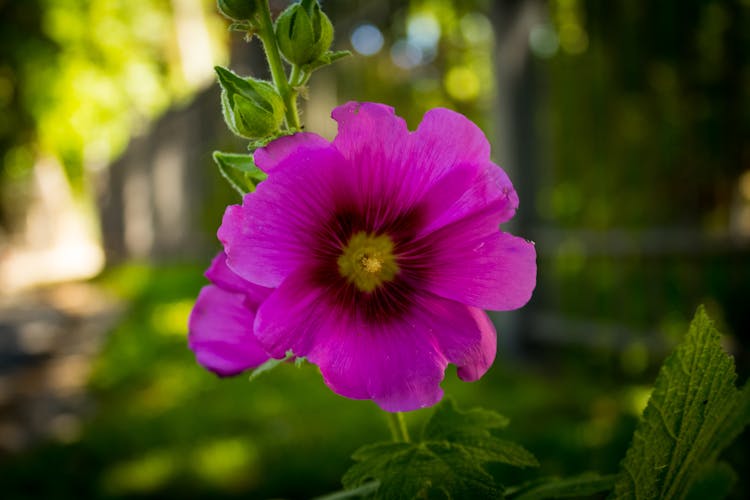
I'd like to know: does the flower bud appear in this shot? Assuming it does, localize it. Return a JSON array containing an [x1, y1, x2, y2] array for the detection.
[[275, 0, 334, 66], [217, 0, 259, 21], [215, 66, 285, 139]]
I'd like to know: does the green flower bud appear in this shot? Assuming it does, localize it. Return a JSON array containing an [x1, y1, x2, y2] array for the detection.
[[217, 0, 259, 21], [215, 66, 285, 139], [275, 0, 334, 66]]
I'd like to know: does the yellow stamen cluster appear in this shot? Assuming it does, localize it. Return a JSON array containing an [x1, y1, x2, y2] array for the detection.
[[337, 231, 399, 292]]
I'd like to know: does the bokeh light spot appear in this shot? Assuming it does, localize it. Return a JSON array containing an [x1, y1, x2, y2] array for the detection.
[[391, 39, 423, 69], [529, 24, 559, 58], [407, 12, 441, 51], [460, 12, 493, 45], [351, 24, 384, 56], [149, 299, 195, 337], [444, 66, 480, 101], [103, 450, 177, 495], [191, 438, 259, 488], [559, 22, 588, 54]]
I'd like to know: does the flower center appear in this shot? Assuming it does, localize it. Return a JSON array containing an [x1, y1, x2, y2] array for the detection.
[[360, 255, 382, 274], [337, 231, 399, 292]]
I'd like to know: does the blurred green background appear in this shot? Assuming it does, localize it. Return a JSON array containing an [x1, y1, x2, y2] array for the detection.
[[0, 0, 748, 498]]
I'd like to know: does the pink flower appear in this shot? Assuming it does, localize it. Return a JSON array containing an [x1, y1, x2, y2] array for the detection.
[[200, 102, 536, 411], [188, 252, 272, 376]]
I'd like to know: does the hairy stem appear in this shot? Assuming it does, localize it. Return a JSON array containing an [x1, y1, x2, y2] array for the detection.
[[255, 1, 301, 130]]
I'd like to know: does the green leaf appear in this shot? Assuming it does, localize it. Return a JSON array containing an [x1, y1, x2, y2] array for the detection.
[[612, 306, 750, 499], [302, 50, 351, 73], [342, 399, 537, 499], [323, 50, 351, 64], [247, 350, 294, 382], [507, 473, 616, 500], [212, 151, 267, 195], [423, 399, 537, 468], [247, 129, 296, 151], [423, 400, 510, 439]]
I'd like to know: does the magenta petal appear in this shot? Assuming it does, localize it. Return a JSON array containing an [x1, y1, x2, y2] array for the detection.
[[218, 145, 351, 287], [331, 102, 446, 226], [253, 267, 329, 359], [385, 294, 498, 384], [331, 102, 409, 163], [427, 303, 497, 382], [308, 294, 495, 411], [188, 285, 269, 376], [417, 161, 519, 237], [411, 107, 491, 171], [205, 252, 272, 307], [205, 252, 246, 293], [414, 219, 537, 311], [254, 132, 331, 173], [308, 309, 449, 412], [254, 269, 456, 412]]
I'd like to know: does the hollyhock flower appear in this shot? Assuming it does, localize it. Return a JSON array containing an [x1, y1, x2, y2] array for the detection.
[[188, 252, 272, 376], [217, 102, 536, 411]]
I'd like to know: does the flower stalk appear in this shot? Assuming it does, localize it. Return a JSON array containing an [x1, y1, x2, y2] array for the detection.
[[386, 412, 410, 443], [255, 0, 301, 131]]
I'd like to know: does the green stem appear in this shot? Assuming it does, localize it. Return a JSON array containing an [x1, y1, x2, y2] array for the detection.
[[385, 412, 410, 443], [289, 64, 302, 87], [255, 1, 301, 130], [289, 65, 310, 88]]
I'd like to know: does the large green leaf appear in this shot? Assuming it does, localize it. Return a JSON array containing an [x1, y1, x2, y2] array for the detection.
[[342, 399, 538, 499], [612, 306, 750, 499]]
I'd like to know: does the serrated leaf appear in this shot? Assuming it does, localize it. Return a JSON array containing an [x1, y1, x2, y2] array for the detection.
[[247, 350, 293, 382], [423, 400, 510, 440], [612, 306, 750, 500], [343, 442, 413, 488], [342, 399, 537, 499], [212, 151, 267, 195], [508, 473, 616, 500], [344, 441, 500, 499], [423, 399, 537, 468]]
